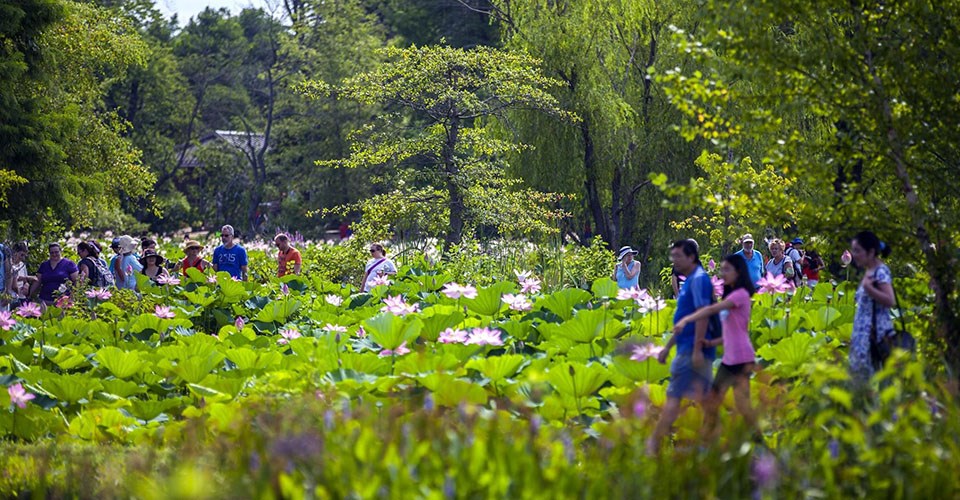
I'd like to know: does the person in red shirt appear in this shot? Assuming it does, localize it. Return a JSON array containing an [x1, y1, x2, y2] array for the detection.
[[173, 240, 211, 276], [275, 233, 302, 277]]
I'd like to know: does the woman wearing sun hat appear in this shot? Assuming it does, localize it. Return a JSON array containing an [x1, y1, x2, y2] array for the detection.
[[139, 249, 169, 284], [172, 240, 211, 276], [112, 235, 142, 290], [612, 245, 641, 289]]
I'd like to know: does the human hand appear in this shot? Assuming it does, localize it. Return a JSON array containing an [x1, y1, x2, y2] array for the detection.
[[692, 350, 705, 369], [672, 320, 687, 334], [657, 347, 669, 364]]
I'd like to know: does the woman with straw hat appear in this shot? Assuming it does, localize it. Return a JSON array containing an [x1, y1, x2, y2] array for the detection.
[[172, 240, 211, 276], [612, 245, 641, 289]]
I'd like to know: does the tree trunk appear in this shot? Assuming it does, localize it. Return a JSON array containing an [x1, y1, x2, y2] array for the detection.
[[867, 49, 960, 377], [443, 116, 464, 251], [581, 117, 611, 248]]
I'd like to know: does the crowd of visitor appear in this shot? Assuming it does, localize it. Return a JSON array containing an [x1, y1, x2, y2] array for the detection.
[[0, 223, 906, 452]]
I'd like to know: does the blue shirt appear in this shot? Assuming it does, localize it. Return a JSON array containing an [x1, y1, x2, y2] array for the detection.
[[213, 244, 248, 279], [112, 254, 142, 290], [615, 261, 640, 289], [673, 266, 716, 358], [735, 249, 765, 285]]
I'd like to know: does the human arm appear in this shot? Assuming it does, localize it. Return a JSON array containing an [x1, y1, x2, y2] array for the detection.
[[671, 274, 680, 297], [692, 318, 708, 368], [862, 272, 896, 308], [240, 265, 248, 281], [657, 334, 677, 364], [292, 252, 302, 275], [623, 261, 640, 280], [673, 298, 735, 334]]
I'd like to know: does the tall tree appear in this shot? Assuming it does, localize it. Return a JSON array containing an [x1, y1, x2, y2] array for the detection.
[[486, 0, 703, 258], [0, 0, 155, 235], [303, 44, 574, 248]]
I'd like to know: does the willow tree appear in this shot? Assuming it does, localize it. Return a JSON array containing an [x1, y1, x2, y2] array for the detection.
[[478, 0, 702, 254], [302, 44, 575, 248]]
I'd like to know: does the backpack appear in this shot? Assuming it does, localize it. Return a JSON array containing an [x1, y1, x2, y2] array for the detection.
[[84, 257, 115, 288], [784, 246, 803, 286]]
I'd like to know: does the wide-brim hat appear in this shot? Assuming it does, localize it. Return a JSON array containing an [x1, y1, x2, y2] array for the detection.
[[117, 235, 139, 254], [139, 249, 164, 267], [617, 246, 639, 260], [183, 240, 203, 251]]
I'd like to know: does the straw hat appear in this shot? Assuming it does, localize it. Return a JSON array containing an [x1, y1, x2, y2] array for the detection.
[[183, 240, 203, 251], [117, 235, 139, 254]]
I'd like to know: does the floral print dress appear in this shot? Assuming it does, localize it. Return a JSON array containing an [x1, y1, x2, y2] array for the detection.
[[849, 264, 894, 381]]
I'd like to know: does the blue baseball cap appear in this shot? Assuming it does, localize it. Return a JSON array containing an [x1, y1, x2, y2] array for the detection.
[[791, 237, 804, 245]]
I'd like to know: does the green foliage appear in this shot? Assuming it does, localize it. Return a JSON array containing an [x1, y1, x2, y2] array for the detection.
[[302, 43, 575, 246]]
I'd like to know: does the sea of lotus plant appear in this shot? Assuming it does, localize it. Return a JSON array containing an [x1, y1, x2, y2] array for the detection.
[[1, 242, 958, 497]]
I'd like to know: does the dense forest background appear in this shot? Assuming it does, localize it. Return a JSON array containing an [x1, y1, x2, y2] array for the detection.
[[2, 0, 959, 366]]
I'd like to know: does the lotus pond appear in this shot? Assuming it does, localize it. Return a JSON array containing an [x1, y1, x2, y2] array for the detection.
[[1, 243, 958, 498]]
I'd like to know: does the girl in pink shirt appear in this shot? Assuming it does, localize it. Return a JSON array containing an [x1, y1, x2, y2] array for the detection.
[[673, 253, 758, 439]]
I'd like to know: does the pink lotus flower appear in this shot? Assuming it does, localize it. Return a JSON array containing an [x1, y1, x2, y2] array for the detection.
[[502, 293, 532, 312], [630, 343, 665, 362], [438, 328, 469, 344], [55, 295, 73, 309], [156, 275, 181, 286], [324, 323, 348, 334], [441, 282, 478, 300], [235, 316, 245, 330], [757, 272, 793, 294], [708, 258, 716, 272], [85, 288, 113, 301], [711, 276, 724, 298], [520, 277, 542, 294], [7, 383, 35, 409], [278, 328, 301, 345], [841, 250, 853, 267], [281, 283, 290, 295], [356, 326, 366, 338], [0, 311, 16, 330], [617, 287, 649, 302], [369, 275, 391, 287], [381, 295, 419, 316], [325, 294, 343, 307], [465, 327, 504, 346], [379, 341, 411, 357], [15, 302, 42, 319], [154, 305, 176, 319], [206, 274, 219, 284]]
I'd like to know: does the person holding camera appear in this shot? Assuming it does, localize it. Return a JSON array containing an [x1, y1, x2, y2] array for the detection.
[[612, 245, 641, 289]]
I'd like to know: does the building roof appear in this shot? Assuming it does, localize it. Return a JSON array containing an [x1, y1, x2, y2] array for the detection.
[[177, 130, 267, 168]]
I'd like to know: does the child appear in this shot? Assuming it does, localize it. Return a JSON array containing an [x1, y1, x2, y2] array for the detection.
[[673, 253, 758, 439]]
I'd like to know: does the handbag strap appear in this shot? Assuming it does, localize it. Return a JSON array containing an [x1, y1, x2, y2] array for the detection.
[[891, 278, 908, 334]]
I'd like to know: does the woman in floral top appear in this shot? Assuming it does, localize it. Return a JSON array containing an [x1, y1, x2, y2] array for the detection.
[[848, 231, 896, 382]]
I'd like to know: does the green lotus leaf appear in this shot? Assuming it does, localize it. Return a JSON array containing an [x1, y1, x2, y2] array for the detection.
[[465, 354, 529, 382], [95, 347, 144, 379], [362, 313, 423, 350], [463, 281, 514, 316], [547, 362, 609, 399], [536, 288, 591, 321]]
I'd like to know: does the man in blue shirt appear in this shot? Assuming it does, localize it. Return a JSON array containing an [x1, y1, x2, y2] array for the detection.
[[648, 239, 716, 454], [212, 225, 248, 281], [734, 233, 765, 285]]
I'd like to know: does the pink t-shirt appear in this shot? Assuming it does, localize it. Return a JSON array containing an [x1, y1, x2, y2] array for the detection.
[[719, 288, 755, 365]]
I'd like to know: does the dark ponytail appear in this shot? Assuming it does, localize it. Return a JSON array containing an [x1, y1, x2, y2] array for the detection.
[[852, 231, 892, 259]]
